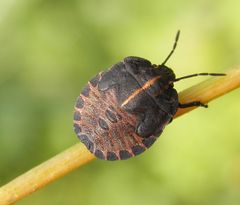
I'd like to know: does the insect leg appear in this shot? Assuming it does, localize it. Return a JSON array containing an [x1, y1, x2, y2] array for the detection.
[[179, 101, 208, 108]]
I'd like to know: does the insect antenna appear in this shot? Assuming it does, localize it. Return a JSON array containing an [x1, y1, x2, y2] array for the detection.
[[161, 30, 180, 66], [174, 73, 226, 82]]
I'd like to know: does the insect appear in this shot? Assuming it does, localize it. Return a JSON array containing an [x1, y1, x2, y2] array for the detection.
[[73, 31, 225, 160]]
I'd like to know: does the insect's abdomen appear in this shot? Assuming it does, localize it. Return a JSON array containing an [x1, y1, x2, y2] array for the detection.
[[73, 78, 158, 160]]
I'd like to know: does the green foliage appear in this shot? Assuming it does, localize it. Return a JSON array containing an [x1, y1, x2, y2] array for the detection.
[[0, 0, 240, 204]]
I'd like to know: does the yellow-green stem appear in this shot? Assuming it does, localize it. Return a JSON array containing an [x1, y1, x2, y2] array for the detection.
[[176, 67, 240, 117], [0, 144, 95, 205], [0, 67, 240, 205]]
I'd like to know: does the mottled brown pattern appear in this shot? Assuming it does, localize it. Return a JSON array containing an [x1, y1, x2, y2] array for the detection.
[[74, 80, 158, 160]]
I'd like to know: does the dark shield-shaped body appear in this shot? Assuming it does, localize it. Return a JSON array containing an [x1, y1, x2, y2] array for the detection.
[[73, 56, 179, 160]]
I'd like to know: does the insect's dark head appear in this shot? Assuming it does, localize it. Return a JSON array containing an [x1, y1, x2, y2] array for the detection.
[[156, 64, 176, 85]]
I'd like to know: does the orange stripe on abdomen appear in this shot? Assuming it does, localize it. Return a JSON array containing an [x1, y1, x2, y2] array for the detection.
[[121, 76, 161, 107]]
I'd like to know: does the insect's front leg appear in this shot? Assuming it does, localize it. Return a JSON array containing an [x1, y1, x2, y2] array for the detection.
[[179, 101, 208, 108]]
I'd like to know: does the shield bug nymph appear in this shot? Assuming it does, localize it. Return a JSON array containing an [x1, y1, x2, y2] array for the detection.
[[73, 31, 225, 161]]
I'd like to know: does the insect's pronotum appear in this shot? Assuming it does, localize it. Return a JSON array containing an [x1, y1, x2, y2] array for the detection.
[[73, 31, 225, 160]]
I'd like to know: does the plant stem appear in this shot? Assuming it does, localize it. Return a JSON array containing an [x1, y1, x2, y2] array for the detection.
[[175, 67, 240, 117], [0, 67, 240, 205], [0, 144, 95, 205]]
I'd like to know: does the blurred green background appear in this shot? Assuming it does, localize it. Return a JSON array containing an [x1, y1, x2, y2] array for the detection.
[[0, 0, 240, 204]]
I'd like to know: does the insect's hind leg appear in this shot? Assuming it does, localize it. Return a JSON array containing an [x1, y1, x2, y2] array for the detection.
[[179, 101, 208, 108]]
